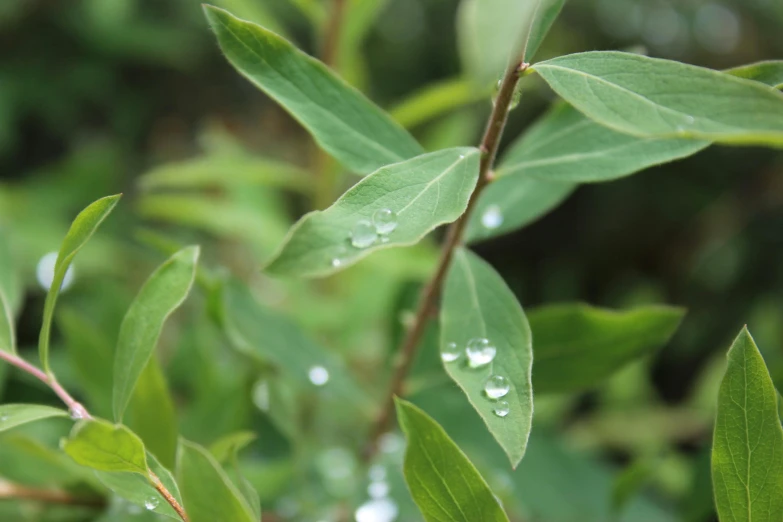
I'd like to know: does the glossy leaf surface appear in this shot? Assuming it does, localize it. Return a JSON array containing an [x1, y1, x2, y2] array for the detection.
[[63, 419, 148, 474]]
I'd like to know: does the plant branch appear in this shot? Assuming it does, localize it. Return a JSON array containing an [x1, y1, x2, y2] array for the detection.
[[363, 60, 528, 460], [0, 349, 188, 521], [0, 479, 106, 508]]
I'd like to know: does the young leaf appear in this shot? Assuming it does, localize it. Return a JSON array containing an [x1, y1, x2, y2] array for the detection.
[[466, 176, 575, 243], [440, 248, 533, 467], [95, 452, 183, 520], [533, 52, 783, 147], [712, 327, 783, 522], [390, 77, 490, 129], [209, 431, 257, 464], [63, 419, 148, 474], [524, 0, 567, 62], [264, 148, 480, 278], [530, 303, 685, 394], [395, 398, 510, 522], [176, 439, 257, 522], [127, 357, 178, 469], [726, 60, 783, 89], [0, 288, 14, 354], [39, 194, 121, 372], [495, 103, 710, 183], [0, 404, 67, 432], [113, 246, 199, 422], [203, 6, 424, 174]]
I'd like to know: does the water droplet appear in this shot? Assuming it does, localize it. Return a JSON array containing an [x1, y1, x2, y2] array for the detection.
[[368, 480, 390, 499], [36, 251, 75, 292], [368, 464, 387, 482], [252, 380, 270, 411], [466, 338, 496, 368], [441, 342, 461, 363], [481, 205, 504, 230], [372, 209, 398, 235], [144, 497, 159, 511], [331, 258, 343, 267], [308, 365, 330, 386], [493, 400, 510, 418], [459, 154, 465, 159], [351, 220, 378, 248], [484, 375, 510, 400], [378, 432, 404, 454], [355, 497, 398, 522]]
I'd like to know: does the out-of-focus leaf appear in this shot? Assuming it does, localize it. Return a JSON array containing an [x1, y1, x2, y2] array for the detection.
[[176, 439, 256, 522], [496, 103, 709, 183], [113, 246, 199, 422], [95, 452, 183, 520], [0, 230, 22, 318], [533, 52, 783, 147], [612, 459, 656, 517], [0, 286, 14, 355], [219, 278, 370, 412], [726, 60, 783, 89], [63, 419, 148, 474], [390, 78, 489, 129], [209, 431, 257, 464], [458, 0, 555, 86], [440, 248, 533, 467], [137, 154, 311, 194], [204, 6, 424, 174], [712, 327, 783, 521], [265, 148, 479, 278], [211, 0, 288, 36], [466, 175, 575, 242], [0, 405, 67, 432], [0, 433, 92, 487], [337, 0, 389, 87], [39, 194, 121, 371], [530, 303, 684, 394], [396, 398, 510, 522], [127, 357, 178, 470]]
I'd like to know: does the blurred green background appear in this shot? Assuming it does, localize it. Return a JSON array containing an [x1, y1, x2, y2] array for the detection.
[[1, 0, 783, 521]]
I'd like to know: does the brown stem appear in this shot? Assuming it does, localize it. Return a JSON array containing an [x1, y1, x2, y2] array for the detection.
[[0, 350, 188, 521], [363, 60, 528, 460], [321, 0, 346, 70], [0, 479, 106, 508]]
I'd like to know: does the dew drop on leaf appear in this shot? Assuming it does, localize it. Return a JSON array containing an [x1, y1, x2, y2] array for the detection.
[[493, 400, 510, 418], [372, 209, 398, 235], [350, 220, 378, 248], [144, 497, 159, 511], [484, 375, 510, 400], [441, 342, 461, 362], [466, 338, 496, 368]]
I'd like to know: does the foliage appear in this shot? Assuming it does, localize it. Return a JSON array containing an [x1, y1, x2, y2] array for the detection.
[[1, 0, 783, 521]]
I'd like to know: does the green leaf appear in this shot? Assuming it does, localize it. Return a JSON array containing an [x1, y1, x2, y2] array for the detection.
[[176, 439, 256, 522], [203, 5, 423, 174], [495, 102, 710, 183], [390, 77, 490, 129], [533, 52, 783, 147], [0, 404, 67, 432], [466, 174, 575, 242], [440, 248, 533, 467], [219, 277, 370, 411], [127, 357, 178, 470], [113, 246, 199, 422], [395, 398, 510, 522], [530, 303, 684, 394], [0, 227, 23, 316], [209, 431, 257, 464], [726, 60, 783, 89], [712, 327, 783, 522], [0, 287, 14, 354], [95, 451, 183, 520], [524, 0, 566, 62], [39, 194, 121, 372], [265, 148, 480, 278], [458, 0, 553, 86], [63, 419, 148, 474]]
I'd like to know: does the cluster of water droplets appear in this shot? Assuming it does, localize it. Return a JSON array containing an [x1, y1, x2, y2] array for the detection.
[[354, 464, 398, 522], [442, 338, 511, 417], [333, 209, 398, 267]]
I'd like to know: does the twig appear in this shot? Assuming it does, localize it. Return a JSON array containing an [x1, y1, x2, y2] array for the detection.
[[0, 350, 188, 521], [0, 479, 106, 508], [363, 60, 529, 460]]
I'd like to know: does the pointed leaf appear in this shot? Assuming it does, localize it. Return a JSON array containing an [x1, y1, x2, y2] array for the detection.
[[533, 52, 783, 147], [440, 248, 533, 467], [95, 452, 183, 520], [265, 148, 480, 278], [176, 439, 256, 522], [0, 404, 67, 432], [466, 175, 575, 242], [523, 0, 566, 62], [0, 288, 14, 355], [530, 303, 685, 394], [203, 5, 423, 174], [496, 103, 709, 183], [113, 246, 199, 422], [712, 327, 783, 522], [209, 431, 257, 464], [726, 61, 783, 89], [395, 398, 510, 522], [63, 419, 148, 474], [39, 194, 121, 371]]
